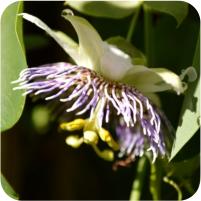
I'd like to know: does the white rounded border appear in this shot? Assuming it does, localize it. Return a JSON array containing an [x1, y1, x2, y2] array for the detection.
[[0, 0, 200, 201]]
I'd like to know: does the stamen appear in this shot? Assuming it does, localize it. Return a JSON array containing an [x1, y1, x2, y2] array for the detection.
[[60, 119, 85, 131], [60, 83, 84, 102], [83, 131, 99, 144], [105, 101, 110, 123], [91, 144, 114, 161], [104, 84, 121, 114], [65, 135, 84, 148], [76, 80, 98, 115]]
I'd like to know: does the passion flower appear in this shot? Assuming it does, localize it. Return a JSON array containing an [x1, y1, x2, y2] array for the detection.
[[13, 10, 196, 165]]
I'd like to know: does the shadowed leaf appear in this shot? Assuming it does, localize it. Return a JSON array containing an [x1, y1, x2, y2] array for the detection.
[[170, 35, 200, 160], [144, 1, 189, 27]]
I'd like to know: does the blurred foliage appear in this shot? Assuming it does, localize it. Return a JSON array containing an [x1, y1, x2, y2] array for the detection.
[[66, 0, 188, 27], [1, 1, 200, 200], [144, 1, 189, 26], [66, 0, 141, 19], [31, 105, 50, 134]]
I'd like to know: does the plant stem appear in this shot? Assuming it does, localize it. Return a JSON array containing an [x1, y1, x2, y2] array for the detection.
[[163, 176, 182, 201], [129, 157, 147, 201], [126, 7, 141, 43], [149, 162, 161, 200]]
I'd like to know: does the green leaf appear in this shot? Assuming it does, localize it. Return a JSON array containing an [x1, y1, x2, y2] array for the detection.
[[170, 35, 200, 160], [167, 154, 200, 178], [1, 2, 27, 132], [1, 174, 19, 199], [66, 0, 141, 19], [144, 1, 189, 27]]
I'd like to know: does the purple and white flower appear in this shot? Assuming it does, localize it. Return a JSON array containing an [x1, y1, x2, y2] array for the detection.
[[12, 11, 196, 164]]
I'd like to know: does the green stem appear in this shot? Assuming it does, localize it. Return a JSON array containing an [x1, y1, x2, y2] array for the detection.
[[163, 176, 182, 201], [149, 162, 161, 200], [143, 4, 153, 66], [126, 7, 141, 43], [129, 157, 147, 201]]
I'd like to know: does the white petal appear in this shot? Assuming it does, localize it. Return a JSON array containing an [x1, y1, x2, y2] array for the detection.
[[100, 43, 133, 80], [62, 10, 104, 72], [19, 13, 79, 63], [63, 11, 134, 80], [122, 65, 185, 94]]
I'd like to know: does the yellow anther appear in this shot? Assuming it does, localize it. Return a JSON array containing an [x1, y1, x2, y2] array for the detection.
[[83, 119, 97, 131], [98, 128, 119, 151], [99, 127, 112, 142], [60, 114, 119, 161], [65, 135, 83, 148], [92, 144, 114, 161], [60, 119, 85, 131], [101, 149, 114, 161], [83, 131, 99, 144]]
